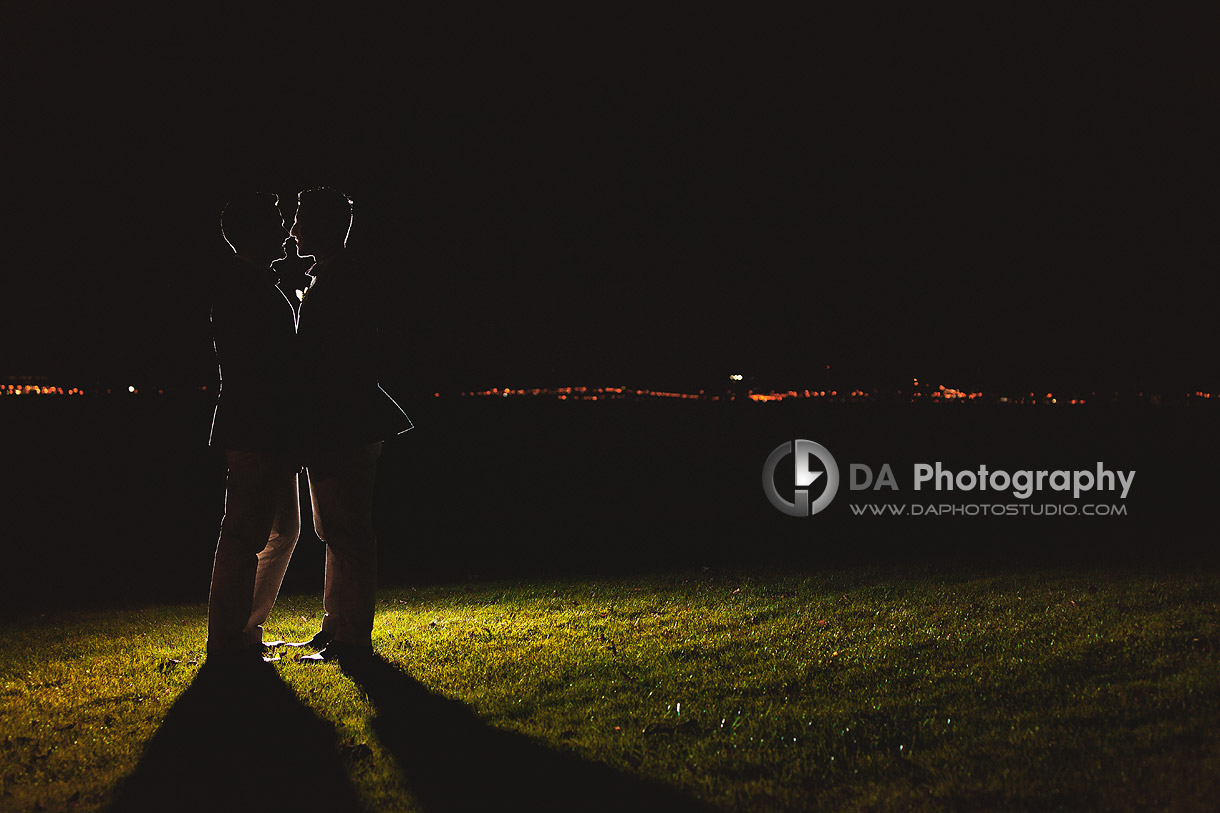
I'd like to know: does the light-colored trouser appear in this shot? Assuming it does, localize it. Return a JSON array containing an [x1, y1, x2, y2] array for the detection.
[[309, 441, 383, 647], [207, 450, 301, 653]]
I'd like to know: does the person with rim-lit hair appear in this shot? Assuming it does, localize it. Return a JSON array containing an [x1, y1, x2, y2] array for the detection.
[[285, 187, 413, 663], [207, 192, 301, 665]]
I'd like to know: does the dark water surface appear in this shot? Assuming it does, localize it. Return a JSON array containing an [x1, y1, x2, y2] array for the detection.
[[1, 396, 1214, 614]]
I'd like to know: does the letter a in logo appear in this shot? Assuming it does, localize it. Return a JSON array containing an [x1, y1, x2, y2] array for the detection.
[[762, 439, 840, 516]]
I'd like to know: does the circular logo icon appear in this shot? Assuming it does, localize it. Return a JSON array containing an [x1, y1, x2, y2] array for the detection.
[[762, 439, 840, 516]]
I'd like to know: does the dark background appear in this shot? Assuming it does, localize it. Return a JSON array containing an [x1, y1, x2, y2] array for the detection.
[[4, 11, 1216, 393], [3, 392, 1216, 615], [2, 11, 1217, 613]]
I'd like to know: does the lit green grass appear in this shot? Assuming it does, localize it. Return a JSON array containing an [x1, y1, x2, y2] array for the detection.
[[2, 567, 1219, 811]]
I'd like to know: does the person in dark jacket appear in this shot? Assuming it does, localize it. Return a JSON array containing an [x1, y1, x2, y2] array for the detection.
[[207, 192, 301, 663], [287, 187, 412, 662]]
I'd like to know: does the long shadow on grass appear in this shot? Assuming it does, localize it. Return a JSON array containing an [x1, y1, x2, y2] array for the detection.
[[108, 660, 363, 812], [343, 655, 717, 812]]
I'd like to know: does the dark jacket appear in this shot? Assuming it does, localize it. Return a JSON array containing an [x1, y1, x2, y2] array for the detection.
[[208, 255, 301, 454], [295, 249, 413, 456]]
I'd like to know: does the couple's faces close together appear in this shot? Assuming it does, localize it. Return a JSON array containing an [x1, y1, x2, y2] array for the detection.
[[288, 210, 320, 260], [251, 205, 317, 265]]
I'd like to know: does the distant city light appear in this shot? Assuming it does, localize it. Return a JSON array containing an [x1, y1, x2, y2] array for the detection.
[[443, 385, 1216, 406], [0, 379, 1213, 406]]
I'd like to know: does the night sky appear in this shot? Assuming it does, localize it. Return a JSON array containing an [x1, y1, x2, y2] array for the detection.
[[5, 14, 1217, 397]]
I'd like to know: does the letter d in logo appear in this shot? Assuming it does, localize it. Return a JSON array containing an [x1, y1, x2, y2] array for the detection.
[[762, 439, 840, 516]]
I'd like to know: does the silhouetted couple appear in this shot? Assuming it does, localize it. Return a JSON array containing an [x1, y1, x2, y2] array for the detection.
[[206, 188, 411, 665]]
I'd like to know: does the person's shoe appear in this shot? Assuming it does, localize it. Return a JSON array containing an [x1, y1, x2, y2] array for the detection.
[[261, 640, 286, 654], [296, 642, 373, 664], [285, 631, 333, 650]]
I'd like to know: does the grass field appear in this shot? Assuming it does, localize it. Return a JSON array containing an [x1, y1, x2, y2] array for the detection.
[[2, 566, 1219, 811]]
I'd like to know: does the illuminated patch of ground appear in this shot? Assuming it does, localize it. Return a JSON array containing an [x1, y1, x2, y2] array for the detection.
[[2, 567, 1218, 811]]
